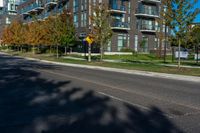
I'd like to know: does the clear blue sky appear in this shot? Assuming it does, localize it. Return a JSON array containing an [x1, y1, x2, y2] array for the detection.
[[194, 0, 200, 22]]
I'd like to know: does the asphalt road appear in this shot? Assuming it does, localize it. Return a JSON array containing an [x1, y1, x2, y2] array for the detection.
[[0, 53, 200, 133]]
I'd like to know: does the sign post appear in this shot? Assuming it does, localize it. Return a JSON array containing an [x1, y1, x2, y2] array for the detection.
[[86, 36, 94, 62]]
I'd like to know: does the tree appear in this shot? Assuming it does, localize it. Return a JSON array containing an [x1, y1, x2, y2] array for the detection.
[[189, 25, 200, 63], [7, 20, 25, 51], [169, 0, 199, 68], [90, 3, 113, 61], [156, 0, 174, 61], [139, 39, 146, 52], [46, 14, 64, 58], [1, 26, 13, 46], [59, 9, 76, 55], [26, 21, 42, 54]]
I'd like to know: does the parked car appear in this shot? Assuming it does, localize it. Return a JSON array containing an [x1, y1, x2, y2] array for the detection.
[[175, 48, 189, 59]]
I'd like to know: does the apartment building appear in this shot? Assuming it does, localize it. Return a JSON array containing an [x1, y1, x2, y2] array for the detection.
[[0, 0, 19, 35], [17, 0, 164, 52]]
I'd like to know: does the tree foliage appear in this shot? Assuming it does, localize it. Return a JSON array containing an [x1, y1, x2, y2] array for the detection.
[[1, 10, 76, 56], [90, 3, 113, 60], [170, 0, 199, 38], [59, 9, 76, 54], [163, 0, 200, 67]]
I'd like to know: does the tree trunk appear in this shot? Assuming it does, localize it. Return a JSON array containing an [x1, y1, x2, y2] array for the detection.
[[20, 45, 23, 53], [100, 41, 104, 61], [178, 39, 181, 69], [70, 47, 72, 53], [64, 46, 67, 55], [164, 25, 167, 63], [159, 38, 162, 58], [56, 44, 59, 58], [196, 44, 199, 64], [49, 45, 51, 54], [32, 45, 35, 54], [172, 46, 175, 63], [37, 45, 40, 53], [88, 44, 91, 62]]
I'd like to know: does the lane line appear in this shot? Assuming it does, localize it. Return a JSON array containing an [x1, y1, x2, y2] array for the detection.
[[97, 91, 175, 119], [97, 91, 150, 110], [35, 69, 200, 111]]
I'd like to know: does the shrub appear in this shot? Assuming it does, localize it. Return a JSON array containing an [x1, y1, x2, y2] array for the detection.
[[120, 48, 134, 52]]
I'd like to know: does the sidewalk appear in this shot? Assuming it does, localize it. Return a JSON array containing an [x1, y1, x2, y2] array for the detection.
[[63, 56, 200, 69]]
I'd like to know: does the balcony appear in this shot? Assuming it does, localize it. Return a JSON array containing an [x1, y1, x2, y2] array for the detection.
[[140, 24, 158, 33], [8, 9, 17, 13], [44, 12, 50, 19], [34, 4, 45, 11], [19, 7, 29, 15], [139, 0, 161, 4], [111, 22, 130, 30], [20, 3, 44, 15], [28, 3, 44, 13], [45, 0, 57, 6], [37, 14, 44, 21], [135, 8, 159, 18], [109, 4, 126, 14]]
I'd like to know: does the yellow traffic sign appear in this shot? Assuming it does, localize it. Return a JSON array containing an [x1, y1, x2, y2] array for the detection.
[[86, 36, 94, 45]]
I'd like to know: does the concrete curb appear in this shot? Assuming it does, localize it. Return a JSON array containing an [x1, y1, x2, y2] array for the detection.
[[1, 52, 200, 83], [21, 58, 200, 83]]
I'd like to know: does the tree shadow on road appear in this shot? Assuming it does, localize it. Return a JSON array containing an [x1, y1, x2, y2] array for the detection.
[[0, 55, 183, 133]]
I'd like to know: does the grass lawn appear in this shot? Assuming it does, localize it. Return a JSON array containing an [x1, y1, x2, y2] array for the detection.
[[3, 51, 200, 77], [68, 53, 200, 66]]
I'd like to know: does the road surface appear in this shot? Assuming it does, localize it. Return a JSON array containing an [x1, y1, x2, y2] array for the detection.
[[0, 53, 200, 133]]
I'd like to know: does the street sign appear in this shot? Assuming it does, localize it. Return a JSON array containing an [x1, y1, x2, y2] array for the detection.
[[86, 36, 94, 45]]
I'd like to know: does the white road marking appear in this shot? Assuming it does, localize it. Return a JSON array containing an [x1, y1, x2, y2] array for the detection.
[[97, 91, 150, 110]]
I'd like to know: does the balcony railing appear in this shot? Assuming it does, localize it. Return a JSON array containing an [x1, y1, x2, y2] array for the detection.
[[44, 12, 50, 19], [140, 24, 158, 32], [20, 3, 44, 14], [109, 4, 126, 13], [111, 22, 130, 30], [45, 0, 57, 6], [135, 8, 159, 18], [37, 14, 44, 21], [29, 3, 44, 12], [139, 0, 161, 3]]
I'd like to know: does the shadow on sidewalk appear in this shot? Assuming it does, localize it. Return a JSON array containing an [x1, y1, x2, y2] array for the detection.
[[0, 55, 183, 133]]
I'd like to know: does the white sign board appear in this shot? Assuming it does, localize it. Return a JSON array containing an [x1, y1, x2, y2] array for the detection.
[[175, 51, 189, 59], [194, 54, 200, 60], [0, 0, 3, 7]]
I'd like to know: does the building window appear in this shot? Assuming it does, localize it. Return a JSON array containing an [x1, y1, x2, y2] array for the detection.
[[154, 37, 158, 50], [128, 16, 130, 23], [117, 34, 127, 51], [134, 35, 138, 52], [127, 35, 130, 48], [107, 40, 111, 52], [142, 36, 149, 52], [73, 0, 79, 12], [6, 17, 11, 24], [163, 24, 166, 32], [74, 14, 78, 27], [127, 1, 131, 14], [81, 12, 87, 27], [81, 0, 87, 11], [73, 0, 79, 27]]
